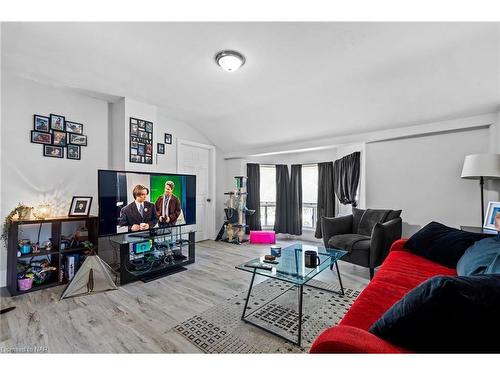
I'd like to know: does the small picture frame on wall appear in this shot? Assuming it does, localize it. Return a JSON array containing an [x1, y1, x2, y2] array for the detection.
[[164, 133, 172, 144], [67, 145, 81, 160], [43, 145, 64, 158], [157, 143, 165, 154], [68, 133, 87, 146], [53, 130, 67, 146], [66, 121, 84, 134], [68, 196, 93, 217], [483, 201, 500, 231], [50, 114, 65, 131], [31, 130, 52, 144], [34, 115, 50, 132]]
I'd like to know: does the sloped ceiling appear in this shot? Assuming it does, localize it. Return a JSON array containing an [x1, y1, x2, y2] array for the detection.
[[2, 22, 499, 154]]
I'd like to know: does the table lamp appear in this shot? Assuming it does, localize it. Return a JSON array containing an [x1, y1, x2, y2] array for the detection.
[[461, 153, 500, 226]]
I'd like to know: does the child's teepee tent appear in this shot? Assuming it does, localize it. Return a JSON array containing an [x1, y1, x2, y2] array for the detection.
[[60, 254, 117, 299]]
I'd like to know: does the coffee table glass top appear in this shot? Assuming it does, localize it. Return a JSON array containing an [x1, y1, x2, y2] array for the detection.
[[236, 243, 347, 285]]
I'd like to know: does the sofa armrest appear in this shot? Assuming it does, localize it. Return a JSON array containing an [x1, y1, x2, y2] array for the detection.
[[310, 325, 409, 353], [321, 215, 353, 246], [369, 218, 403, 268], [389, 238, 409, 252]]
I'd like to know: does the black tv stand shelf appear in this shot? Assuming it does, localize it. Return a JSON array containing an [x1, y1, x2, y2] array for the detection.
[[110, 228, 195, 285]]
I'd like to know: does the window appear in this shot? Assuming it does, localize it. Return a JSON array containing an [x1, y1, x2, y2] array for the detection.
[[302, 164, 318, 229], [259, 165, 276, 227]]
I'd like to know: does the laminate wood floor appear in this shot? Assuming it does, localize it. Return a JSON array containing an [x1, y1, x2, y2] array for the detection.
[[0, 239, 369, 353]]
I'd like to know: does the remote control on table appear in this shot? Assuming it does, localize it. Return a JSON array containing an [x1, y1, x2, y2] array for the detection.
[[245, 263, 273, 271]]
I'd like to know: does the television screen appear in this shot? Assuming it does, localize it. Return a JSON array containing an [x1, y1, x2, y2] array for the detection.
[[98, 169, 196, 237]]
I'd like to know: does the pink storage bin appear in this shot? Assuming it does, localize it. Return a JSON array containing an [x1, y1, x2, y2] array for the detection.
[[250, 230, 276, 244], [18, 278, 33, 291]]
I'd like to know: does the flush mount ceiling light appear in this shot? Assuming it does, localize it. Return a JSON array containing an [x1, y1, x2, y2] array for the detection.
[[215, 50, 246, 72]]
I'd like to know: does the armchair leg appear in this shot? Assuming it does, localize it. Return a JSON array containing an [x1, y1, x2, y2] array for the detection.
[[369, 267, 374, 280]]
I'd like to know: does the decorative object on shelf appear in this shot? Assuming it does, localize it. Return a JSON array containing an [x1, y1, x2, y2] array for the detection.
[[50, 113, 65, 131], [164, 133, 172, 144], [483, 202, 500, 231], [19, 239, 32, 255], [1, 203, 33, 246], [68, 196, 93, 217], [32, 113, 88, 159], [130, 117, 153, 164], [67, 144, 81, 160], [43, 145, 64, 158], [34, 114, 50, 132], [157, 143, 165, 154], [461, 153, 500, 225], [34, 203, 52, 219]]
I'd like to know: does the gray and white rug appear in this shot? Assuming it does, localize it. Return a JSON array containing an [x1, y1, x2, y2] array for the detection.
[[174, 278, 360, 353]]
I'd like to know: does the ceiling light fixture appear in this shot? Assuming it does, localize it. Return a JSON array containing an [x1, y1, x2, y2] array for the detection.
[[215, 50, 246, 72]]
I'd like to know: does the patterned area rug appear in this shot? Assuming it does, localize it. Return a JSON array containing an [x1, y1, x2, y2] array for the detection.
[[174, 278, 360, 353]]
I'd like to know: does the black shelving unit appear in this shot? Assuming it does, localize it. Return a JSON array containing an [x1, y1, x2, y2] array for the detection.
[[6, 215, 98, 296]]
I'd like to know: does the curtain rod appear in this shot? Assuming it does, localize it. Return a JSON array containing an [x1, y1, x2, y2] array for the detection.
[[258, 162, 329, 167]]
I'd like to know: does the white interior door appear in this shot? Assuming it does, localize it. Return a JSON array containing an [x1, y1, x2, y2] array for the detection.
[[177, 141, 214, 241]]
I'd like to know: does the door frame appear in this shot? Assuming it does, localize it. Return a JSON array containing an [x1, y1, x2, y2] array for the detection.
[[176, 139, 216, 240]]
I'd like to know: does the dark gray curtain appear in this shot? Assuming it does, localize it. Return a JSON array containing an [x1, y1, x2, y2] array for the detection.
[[288, 164, 302, 235], [315, 162, 335, 238], [246, 163, 261, 233], [273, 164, 290, 234], [333, 152, 361, 207]]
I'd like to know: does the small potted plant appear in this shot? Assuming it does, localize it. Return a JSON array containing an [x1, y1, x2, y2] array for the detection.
[[2, 202, 33, 247]]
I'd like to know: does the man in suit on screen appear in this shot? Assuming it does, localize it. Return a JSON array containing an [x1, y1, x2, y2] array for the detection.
[[118, 184, 157, 231]]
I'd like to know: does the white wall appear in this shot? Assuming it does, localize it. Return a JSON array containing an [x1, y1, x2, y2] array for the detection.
[[1, 73, 109, 286], [366, 127, 490, 236]]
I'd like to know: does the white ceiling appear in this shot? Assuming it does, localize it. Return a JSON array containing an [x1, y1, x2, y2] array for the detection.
[[2, 22, 499, 154]]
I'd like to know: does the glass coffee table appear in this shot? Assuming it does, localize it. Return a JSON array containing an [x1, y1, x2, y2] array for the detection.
[[235, 243, 347, 346]]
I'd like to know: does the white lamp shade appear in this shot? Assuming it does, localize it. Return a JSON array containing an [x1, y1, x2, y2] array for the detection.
[[461, 153, 500, 179]]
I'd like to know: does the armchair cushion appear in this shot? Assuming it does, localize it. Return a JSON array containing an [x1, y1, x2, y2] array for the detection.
[[328, 233, 371, 253], [357, 209, 391, 236]]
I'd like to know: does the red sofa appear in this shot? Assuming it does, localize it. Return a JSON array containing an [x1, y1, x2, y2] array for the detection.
[[310, 238, 457, 353]]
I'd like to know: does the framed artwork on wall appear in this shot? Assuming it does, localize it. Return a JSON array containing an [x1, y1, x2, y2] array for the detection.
[[31, 130, 52, 144], [129, 117, 153, 164], [50, 114, 65, 131], [43, 145, 64, 158], [164, 133, 172, 144], [483, 201, 500, 230], [34, 115, 50, 132], [157, 143, 165, 154], [66, 121, 83, 134], [67, 145, 81, 160]]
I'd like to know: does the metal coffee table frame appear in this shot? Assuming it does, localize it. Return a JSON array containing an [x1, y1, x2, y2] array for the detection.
[[237, 247, 346, 347]]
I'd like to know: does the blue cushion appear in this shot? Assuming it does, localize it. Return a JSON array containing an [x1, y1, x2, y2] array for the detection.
[[457, 236, 500, 276], [405, 221, 492, 268], [369, 275, 500, 353]]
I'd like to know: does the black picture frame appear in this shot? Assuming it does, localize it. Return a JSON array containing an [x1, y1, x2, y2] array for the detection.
[[52, 130, 67, 146], [67, 145, 81, 160], [66, 121, 84, 134], [68, 133, 87, 146], [50, 113, 65, 131], [31, 130, 52, 145], [43, 145, 64, 158], [68, 196, 93, 217], [34, 115, 50, 132], [157, 143, 165, 154], [164, 133, 172, 144], [129, 117, 153, 164]]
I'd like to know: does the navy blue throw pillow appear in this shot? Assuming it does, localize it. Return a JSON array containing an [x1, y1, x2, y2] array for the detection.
[[369, 275, 500, 353], [457, 236, 500, 276], [405, 222, 491, 268]]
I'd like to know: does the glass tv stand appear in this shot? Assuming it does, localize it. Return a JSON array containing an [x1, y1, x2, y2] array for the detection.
[[110, 227, 195, 284]]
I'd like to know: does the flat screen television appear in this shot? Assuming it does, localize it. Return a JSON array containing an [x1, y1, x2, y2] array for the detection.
[[98, 169, 196, 237]]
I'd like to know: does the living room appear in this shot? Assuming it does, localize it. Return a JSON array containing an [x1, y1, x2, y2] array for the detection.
[[1, 1, 500, 373]]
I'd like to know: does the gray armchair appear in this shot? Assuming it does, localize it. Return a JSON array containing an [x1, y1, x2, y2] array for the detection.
[[322, 208, 402, 279]]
